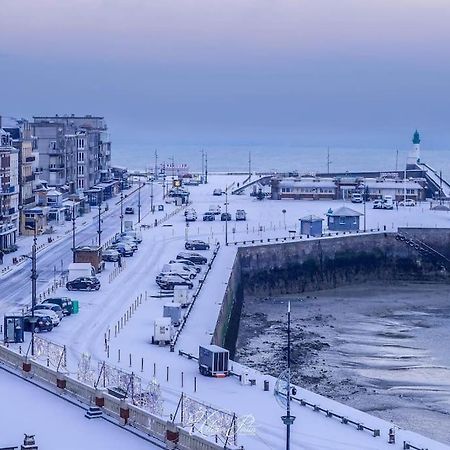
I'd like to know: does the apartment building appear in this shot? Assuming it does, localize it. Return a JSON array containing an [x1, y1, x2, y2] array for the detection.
[[32, 115, 111, 191], [0, 129, 19, 251]]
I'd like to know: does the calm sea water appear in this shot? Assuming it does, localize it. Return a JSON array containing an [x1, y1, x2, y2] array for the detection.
[[113, 144, 450, 179]]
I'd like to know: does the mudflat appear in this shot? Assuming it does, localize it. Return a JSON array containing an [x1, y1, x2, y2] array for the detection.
[[235, 281, 450, 444]]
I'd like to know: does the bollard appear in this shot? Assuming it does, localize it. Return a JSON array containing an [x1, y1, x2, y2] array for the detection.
[[166, 366, 169, 381], [141, 357, 144, 373], [194, 376, 197, 392], [181, 371, 184, 388], [129, 353, 132, 367], [153, 362, 156, 377], [118, 349, 121, 363]]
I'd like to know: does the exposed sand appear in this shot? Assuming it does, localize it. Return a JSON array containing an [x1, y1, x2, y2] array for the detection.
[[235, 281, 450, 444]]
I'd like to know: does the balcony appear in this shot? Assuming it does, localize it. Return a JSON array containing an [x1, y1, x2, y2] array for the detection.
[[25, 156, 35, 162], [49, 165, 65, 171], [0, 185, 16, 195], [25, 175, 34, 183]]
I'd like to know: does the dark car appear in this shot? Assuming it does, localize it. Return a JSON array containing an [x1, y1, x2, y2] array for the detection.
[[203, 212, 215, 221], [125, 206, 135, 214], [220, 212, 232, 221], [44, 297, 73, 315], [185, 240, 210, 250], [66, 277, 101, 291], [176, 251, 207, 265], [23, 315, 53, 333]]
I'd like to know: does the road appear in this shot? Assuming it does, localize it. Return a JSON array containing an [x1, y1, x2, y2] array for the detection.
[[0, 181, 163, 315]]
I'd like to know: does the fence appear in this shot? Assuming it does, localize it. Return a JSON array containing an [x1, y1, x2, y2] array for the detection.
[[0, 344, 241, 450]]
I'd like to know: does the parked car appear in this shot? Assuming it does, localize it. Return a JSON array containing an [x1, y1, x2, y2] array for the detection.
[[30, 309, 60, 327], [33, 303, 64, 320], [399, 199, 416, 207], [235, 209, 246, 221], [203, 212, 215, 221], [209, 205, 221, 215], [23, 315, 53, 333], [351, 193, 363, 203], [66, 276, 101, 291], [221, 212, 232, 221], [156, 273, 194, 290], [116, 237, 138, 251], [125, 206, 135, 214], [169, 258, 201, 273], [185, 211, 197, 222], [44, 297, 73, 316], [162, 263, 197, 279], [176, 251, 207, 265], [382, 196, 394, 210], [111, 242, 134, 256], [213, 188, 223, 196], [120, 230, 142, 243], [102, 248, 120, 262], [373, 200, 384, 209], [185, 240, 210, 250]]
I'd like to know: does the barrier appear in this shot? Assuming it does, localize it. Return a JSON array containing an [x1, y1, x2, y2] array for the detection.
[[0, 344, 241, 450]]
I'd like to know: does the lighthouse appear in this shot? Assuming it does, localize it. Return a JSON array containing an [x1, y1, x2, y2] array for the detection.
[[407, 130, 421, 170]]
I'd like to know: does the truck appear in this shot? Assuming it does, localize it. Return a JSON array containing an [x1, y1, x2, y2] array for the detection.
[[68, 262, 96, 282], [198, 344, 230, 377], [74, 246, 104, 273]]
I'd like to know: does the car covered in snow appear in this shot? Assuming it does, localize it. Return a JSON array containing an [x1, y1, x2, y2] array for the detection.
[[373, 200, 384, 209], [102, 248, 120, 262], [156, 273, 193, 290], [44, 297, 73, 315], [169, 259, 201, 273], [209, 205, 221, 215], [399, 199, 416, 207]]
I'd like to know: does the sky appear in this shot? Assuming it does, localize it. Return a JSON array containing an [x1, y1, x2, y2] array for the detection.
[[1, 0, 450, 150]]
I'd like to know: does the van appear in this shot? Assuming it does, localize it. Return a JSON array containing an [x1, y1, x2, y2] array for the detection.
[[383, 195, 394, 209]]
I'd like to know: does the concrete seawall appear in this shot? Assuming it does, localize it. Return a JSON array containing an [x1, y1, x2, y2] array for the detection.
[[213, 228, 450, 355]]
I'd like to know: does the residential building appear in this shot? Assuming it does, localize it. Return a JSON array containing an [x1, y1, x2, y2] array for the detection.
[[32, 115, 112, 191], [0, 129, 19, 250], [3, 120, 36, 234]]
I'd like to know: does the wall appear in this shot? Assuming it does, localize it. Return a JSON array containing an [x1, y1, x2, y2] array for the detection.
[[214, 229, 450, 353]]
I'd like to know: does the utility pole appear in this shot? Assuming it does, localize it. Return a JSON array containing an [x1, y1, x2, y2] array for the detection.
[[281, 301, 295, 450], [72, 204, 76, 263], [154, 149, 158, 181], [395, 149, 399, 171], [31, 225, 37, 356], [205, 152, 208, 184], [327, 147, 331, 174], [225, 189, 229, 246], [201, 150, 205, 184], [248, 151, 252, 179], [120, 190, 124, 233], [150, 178, 154, 213], [97, 201, 102, 246], [137, 181, 142, 223], [363, 186, 367, 232]]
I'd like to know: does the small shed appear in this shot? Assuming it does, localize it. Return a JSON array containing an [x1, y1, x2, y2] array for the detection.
[[327, 206, 362, 231], [299, 215, 324, 236]]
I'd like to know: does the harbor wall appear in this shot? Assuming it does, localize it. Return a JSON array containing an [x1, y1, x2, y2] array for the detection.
[[213, 229, 450, 354]]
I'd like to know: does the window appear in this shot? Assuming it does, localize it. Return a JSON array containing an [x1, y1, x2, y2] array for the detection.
[[77, 165, 84, 176], [77, 152, 84, 163], [77, 179, 84, 189], [339, 217, 346, 225], [353, 217, 357, 224], [77, 138, 85, 150]]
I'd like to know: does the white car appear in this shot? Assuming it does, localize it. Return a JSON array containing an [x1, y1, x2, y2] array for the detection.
[[33, 303, 64, 320], [29, 309, 61, 327], [209, 205, 221, 215], [162, 263, 197, 279], [169, 259, 201, 273], [399, 199, 416, 207]]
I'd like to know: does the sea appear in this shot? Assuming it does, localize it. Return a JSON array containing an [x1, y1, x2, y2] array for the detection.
[[113, 144, 450, 179]]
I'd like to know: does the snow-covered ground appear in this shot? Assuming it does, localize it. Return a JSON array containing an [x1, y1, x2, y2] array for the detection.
[[3, 174, 450, 449]]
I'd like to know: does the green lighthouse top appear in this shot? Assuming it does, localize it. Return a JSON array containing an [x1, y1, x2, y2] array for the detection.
[[413, 129, 420, 145]]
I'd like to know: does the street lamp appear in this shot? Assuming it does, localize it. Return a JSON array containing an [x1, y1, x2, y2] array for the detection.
[[21, 225, 37, 356], [281, 301, 296, 450], [225, 189, 229, 246], [72, 204, 76, 263], [282, 209, 287, 229], [97, 200, 102, 246], [150, 178, 154, 213], [137, 181, 142, 223], [120, 190, 124, 234]]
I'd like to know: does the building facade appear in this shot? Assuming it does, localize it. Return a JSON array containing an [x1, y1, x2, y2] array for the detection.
[[32, 115, 111, 191], [0, 129, 19, 250]]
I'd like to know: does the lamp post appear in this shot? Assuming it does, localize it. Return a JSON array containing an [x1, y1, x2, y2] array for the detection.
[[225, 189, 229, 246], [97, 201, 102, 246], [120, 190, 124, 234], [72, 204, 76, 263], [281, 301, 295, 450], [150, 178, 154, 213], [22, 226, 38, 356], [137, 181, 142, 223], [282, 209, 287, 230]]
